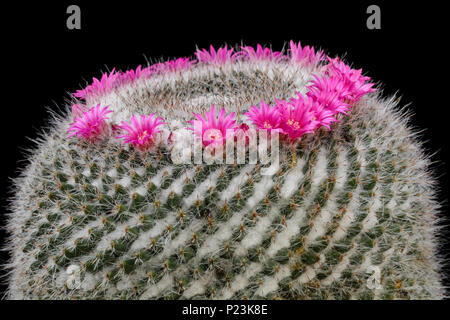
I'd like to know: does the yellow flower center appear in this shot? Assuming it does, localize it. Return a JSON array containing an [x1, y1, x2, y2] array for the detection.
[[204, 129, 222, 141], [287, 119, 301, 130], [138, 130, 148, 141]]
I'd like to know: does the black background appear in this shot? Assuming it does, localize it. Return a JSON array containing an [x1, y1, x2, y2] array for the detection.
[[1, 0, 449, 306]]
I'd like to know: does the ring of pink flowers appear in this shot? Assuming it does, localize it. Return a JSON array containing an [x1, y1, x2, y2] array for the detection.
[[68, 43, 375, 147]]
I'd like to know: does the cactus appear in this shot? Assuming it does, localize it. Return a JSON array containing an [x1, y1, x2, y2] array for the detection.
[[4, 42, 445, 300]]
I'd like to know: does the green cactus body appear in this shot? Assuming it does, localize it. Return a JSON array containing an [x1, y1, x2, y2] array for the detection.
[[5, 45, 444, 299]]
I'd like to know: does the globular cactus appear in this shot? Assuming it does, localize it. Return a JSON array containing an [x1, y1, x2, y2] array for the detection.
[[4, 42, 445, 299]]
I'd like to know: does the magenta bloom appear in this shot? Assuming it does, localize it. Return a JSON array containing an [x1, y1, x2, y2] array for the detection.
[[73, 69, 119, 100], [71, 103, 88, 118], [289, 41, 324, 66], [244, 101, 283, 132], [195, 45, 237, 64], [68, 104, 113, 140], [153, 58, 195, 73], [289, 94, 338, 130], [188, 105, 237, 146], [234, 123, 255, 146], [120, 65, 154, 84], [236, 44, 282, 61], [307, 76, 351, 115], [325, 57, 376, 103], [276, 97, 320, 141], [117, 114, 165, 150]]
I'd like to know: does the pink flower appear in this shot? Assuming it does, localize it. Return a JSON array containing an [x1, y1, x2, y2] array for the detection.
[[116, 114, 165, 150], [153, 58, 195, 73], [276, 98, 317, 141], [276, 94, 338, 140], [236, 44, 282, 61], [68, 104, 113, 140], [289, 94, 338, 130], [120, 65, 154, 84], [289, 41, 324, 66], [195, 45, 237, 64], [234, 123, 256, 146], [73, 69, 119, 100], [71, 103, 89, 118], [307, 76, 351, 115], [244, 101, 283, 132], [188, 105, 237, 146], [324, 57, 376, 103]]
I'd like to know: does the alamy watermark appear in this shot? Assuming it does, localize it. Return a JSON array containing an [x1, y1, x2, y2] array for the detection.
[[66, 5, 81, 30], [366, 265, 382, 290], [366, 5, 381, 30], [67, 5, 380, 31], [170, 123, 280, 176], [65, 264, 81, 289]]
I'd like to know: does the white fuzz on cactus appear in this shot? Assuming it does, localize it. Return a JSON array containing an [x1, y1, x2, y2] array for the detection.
[[4, 42, 445, 299]]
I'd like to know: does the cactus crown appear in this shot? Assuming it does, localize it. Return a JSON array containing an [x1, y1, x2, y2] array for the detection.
[[4, 42, 445, 300]]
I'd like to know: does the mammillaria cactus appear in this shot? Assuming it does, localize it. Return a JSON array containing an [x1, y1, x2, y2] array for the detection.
[[5, 41, 444, 299]]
